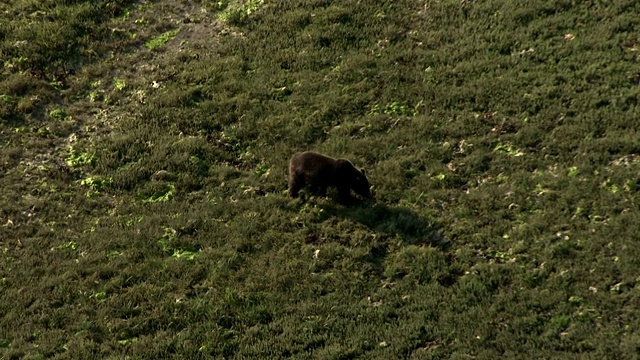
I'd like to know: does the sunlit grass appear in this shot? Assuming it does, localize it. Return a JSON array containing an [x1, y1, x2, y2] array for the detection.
[[1, 0, 640, 358]]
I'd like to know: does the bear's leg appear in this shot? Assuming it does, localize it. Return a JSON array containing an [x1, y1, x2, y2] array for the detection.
[[288, 174, 305, 198], [337, 185, 353, 204], [306, 185, 326, 197]]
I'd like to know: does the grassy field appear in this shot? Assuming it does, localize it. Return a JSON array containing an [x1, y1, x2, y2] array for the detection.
[[2, 0, 640, 358]]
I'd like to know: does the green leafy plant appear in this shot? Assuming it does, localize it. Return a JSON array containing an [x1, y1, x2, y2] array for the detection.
[[49, 108, 69, 121], [78, 176, 113, 197], [158, 227, 200, 260], [142, 184, 175, 203], [66, 147, 96, 167], [217, 0, 265, 24], [114, 77, 127, 91], [50, 241, 78, 252], [92, 291, 108, 301], [145, 28, 181, 49], [494, 143, 524, 157]]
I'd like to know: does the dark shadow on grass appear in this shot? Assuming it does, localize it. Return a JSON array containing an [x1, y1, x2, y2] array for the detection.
[[300, 198, 451, 279], [321, 199, 449, 249], [285, 188, 448, 248]]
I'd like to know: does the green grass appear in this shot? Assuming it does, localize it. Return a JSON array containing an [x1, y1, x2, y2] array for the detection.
[[216, 0, 266, 25], [2, 0, 640, 358], [145, 28, 181, 49]]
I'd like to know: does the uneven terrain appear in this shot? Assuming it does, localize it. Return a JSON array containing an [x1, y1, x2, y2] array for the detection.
[[2, 0, 640, 358]]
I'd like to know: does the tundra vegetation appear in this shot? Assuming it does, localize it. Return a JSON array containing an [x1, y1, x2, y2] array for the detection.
[[1, 0, 640, 358]]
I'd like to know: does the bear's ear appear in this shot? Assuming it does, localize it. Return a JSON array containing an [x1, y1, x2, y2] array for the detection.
[[361, 168, 366, 176]]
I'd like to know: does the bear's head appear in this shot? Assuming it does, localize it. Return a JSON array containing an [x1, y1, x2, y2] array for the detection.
[[336, 159, 373, 200], [350, 167, 373, 199]]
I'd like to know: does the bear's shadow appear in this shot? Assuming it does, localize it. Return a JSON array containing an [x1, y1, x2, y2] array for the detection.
[[319, 200, 448, 248]]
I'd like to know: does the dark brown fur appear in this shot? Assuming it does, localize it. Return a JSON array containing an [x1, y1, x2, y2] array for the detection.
[[288, 151, 372, 202]]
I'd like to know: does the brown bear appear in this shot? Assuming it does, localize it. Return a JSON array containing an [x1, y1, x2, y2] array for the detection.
[[288, 151, 373, 203]]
